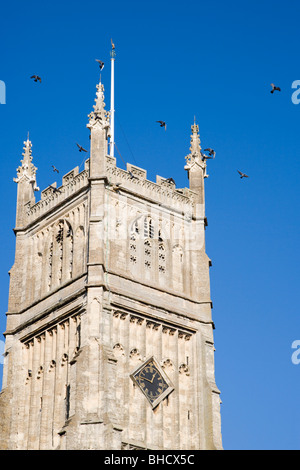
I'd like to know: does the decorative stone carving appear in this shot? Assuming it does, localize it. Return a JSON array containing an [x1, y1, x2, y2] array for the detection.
[[61, 353, 68, 366], [13, 138, 40, 191], [87, 80, 110, 131], [184, 122, 208, 178], [179, 363, 190, 376], [113, 343, 125, 357], [129, 348, 143, 361], [161, 358, 174, 371], [37, 366, 44, 379]]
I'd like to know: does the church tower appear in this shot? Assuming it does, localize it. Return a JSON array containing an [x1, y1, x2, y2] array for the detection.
[[0, 72, 222, 450]]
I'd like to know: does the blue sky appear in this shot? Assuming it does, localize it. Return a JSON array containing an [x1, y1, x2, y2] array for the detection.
[[1, 0, 300, 450]]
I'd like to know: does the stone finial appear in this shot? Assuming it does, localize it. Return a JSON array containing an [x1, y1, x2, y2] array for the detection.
[[184, 121, 208, 178], [13, 137, 40, 191], [189, 122, 202, 158], [87, 79, 110, 131]]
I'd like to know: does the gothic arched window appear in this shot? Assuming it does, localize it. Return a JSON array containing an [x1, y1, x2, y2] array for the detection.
[[144, 217, 154, 239], [128, 215, 169, 280], [46, 220, 74, 291]]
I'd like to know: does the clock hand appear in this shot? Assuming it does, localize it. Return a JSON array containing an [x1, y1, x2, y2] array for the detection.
[[143, 377, 153, 383], [150, 372, 157, 383]]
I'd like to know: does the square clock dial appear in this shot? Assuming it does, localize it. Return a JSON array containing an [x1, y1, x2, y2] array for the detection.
[[130, 356, 174, 409]]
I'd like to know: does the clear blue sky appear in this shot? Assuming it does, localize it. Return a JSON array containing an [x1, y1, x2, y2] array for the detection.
[[0, 0, 300, 450]]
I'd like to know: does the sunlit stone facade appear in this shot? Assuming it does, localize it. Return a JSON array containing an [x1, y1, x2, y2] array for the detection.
[[0, 80, 222, 450]]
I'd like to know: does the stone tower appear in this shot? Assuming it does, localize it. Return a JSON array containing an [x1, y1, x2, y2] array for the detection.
[[0, 78, 222, 450]]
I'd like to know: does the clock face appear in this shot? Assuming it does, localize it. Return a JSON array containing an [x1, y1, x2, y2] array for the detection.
[[130, 357, 174, 408]]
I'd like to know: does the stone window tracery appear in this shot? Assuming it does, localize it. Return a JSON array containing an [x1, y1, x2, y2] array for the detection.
[[144, 239, 152, 269], [144, 217, 154, 239], [129, 215, 169, 279], [158, 243, 166, 274], [45, 220, 75, 291]]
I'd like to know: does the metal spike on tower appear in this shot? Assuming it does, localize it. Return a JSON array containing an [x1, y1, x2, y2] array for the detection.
[[110, 39, 116, 157]]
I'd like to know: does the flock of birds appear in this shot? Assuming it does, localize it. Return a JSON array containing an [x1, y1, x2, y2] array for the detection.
[[29, 47, 282, 185], [154, 82, 281, 181]]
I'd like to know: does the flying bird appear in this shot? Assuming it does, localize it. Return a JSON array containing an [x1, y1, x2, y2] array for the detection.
[[95, 59, 104, 70], [202, 153, 214, 161], [165, 177, 175, 184], [129, 171, 137, 179], [270, 83, 281, 93], [111, 39, 115, 50], [31, 75, 41, 83], [237, 170, 249, 179], [52, 165, 59, 173], [76, 143, 88, 153], [204, 148, 216, 157], [49, 185, 61, 193], [156, 121, 167, 130]]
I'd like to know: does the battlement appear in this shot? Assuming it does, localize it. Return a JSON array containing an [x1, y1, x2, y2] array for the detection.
[[23, 153, 196, 227], [106, 158, 195, 212], [25, 159, 90, 225]]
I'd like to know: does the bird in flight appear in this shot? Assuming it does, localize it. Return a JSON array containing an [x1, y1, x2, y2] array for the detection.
[[49, 185, 61, 194], [52, 165, 59, 173], [204, 148, 216, 158], [95, 59, 104, 70], [165, 177, 175, 184], [237, 170, 249, 179], [76, 143, 88, 153], [270, 83, 281, 93], [156, 121, 166, 130], [31, 75, 41, 83], [202, 155, 213, 161], [111, 39, 115, 50], [129, 171, 137, 179]]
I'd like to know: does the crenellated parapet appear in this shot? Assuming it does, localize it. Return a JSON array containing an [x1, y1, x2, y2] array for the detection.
[[25, 160, 90, 225], [106, 158, 196, 213], [23, 152, 197, 228]]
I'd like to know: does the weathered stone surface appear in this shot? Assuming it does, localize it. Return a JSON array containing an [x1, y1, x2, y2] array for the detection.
[[0, 80, 222, 450]]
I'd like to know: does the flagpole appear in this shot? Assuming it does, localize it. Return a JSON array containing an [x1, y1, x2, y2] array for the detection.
[[110, 44, 116, 157]]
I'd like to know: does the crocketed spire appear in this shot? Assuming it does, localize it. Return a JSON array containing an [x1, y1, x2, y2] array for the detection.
[[87, 78, 110, 131], [189, 121, 202, 159], [184, 121, 207, 177], [13, 136, 39, 191]]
